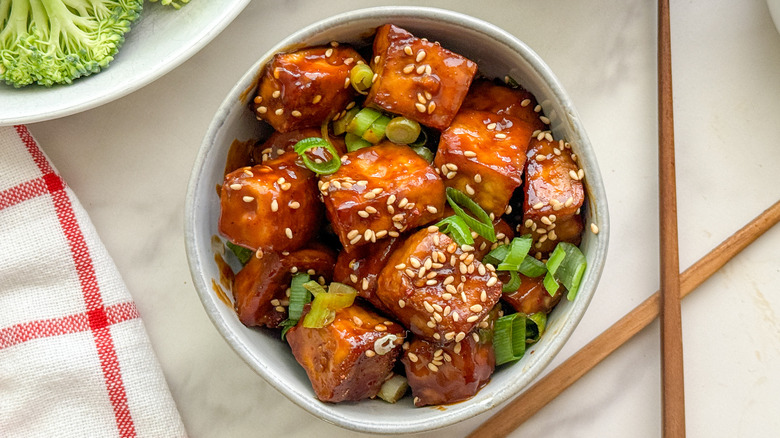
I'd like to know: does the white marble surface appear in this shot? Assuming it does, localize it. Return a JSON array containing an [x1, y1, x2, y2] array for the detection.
[[24, 0, 780, 436]]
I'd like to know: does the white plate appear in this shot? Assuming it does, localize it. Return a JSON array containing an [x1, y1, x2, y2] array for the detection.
[[0, 0, 249, 126]]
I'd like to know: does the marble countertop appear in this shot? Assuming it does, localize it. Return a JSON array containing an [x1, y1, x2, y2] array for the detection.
[[26, 0, 780, 436]]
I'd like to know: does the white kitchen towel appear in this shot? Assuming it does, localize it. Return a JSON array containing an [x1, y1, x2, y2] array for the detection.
[[0, 125, 187, 438]]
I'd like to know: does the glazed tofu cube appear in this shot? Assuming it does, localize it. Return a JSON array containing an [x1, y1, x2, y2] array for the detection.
[[366, 24, 478, 130], [401, 325, 495, 406], [253, 46, 364, 132], [461, 79, 548, 133], [521, 136, 585, 255], [232, 244, 337, 328], [319, 143, 445, 251], [501, 273, 563, 315], [472, 218, 515, 260], [253, 127, 347, 163], [376, 228, 502, 343], [219, 151, 322, 252], [286, 304, 406, 402], [333, 237, 403, 314], [434, 109, 535, 216]]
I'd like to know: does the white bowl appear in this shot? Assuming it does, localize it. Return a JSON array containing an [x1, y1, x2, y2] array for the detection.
[[185, 7, 609, 434]]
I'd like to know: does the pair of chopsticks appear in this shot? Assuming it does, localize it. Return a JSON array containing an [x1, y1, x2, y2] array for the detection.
[[466, 1, 780, 436]]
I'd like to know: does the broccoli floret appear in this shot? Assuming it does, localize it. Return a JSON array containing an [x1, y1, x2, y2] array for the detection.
[[0, 0, 143, 88]]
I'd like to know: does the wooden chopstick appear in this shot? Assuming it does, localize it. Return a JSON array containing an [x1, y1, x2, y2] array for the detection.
[[657, 0, 686, 435], [466, 199, 780, 438]]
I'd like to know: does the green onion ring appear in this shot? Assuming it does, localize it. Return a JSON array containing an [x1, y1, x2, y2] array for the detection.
[[552, 242, 587, 300], [445, 187, 496, 242], [494, 313, 527, 365], [302, 281, 357, 328], [287, 273, 311, 321], [502, 270, 521, 292], [496, 236, 533, 271], [350, 64, 374, 94], [410, 145, 434, 163], [434, 215, 474, 246], [293, 137, 341, 175], [363, 114, 390, 144], [542, 244, 566, 296], [346, 108, 382, 137], [345, 132, 373, 152], [386, 117, 422, 144]]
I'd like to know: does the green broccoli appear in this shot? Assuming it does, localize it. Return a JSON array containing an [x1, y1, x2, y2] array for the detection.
[[0, 0, 144, 88]]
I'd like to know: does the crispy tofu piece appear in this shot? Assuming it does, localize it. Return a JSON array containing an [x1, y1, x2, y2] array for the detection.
[[501, 273, 563, 315], [219, 151, 322, 252], [434, 109, 534, 216], [333, 237, 403, 314], [376, 229, 502, 343], [520, 137, 585, 255], [253, 127, 347, 163], [401, 319, 495, 406], [253, 46, 364, 132], [461, 79, 548, 133], [286, 303, 406, 402], [319, 142, 445, 251], [232, 244, 336, 328], [366, 24, 477, 130]]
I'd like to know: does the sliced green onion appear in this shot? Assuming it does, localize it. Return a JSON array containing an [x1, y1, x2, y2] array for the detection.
[[409, 127, 429, 148], [483, 244, 509, 267], [350, 64, 374, 94], [386, 117, 422, 144], [377, 374, 408, 403], [293, 137, 341, 175], [225, 241, 252, 265], [301, 280, 327, 297], [543, 244, 566, 296], [332, 106, 360, 135], [526, 312, 547, 343], [410, 145, 434, 163], [435, 215, 474, 246], [345, 133, 373, 152], [363, 115, 390, 144], [302, 281, 357, 328], [496, 236, 533, 271], [446, 187, 496, 242], [287, 273, 311, 321], [494, 313, 527, 365], [518, 255, 546, 277], [346, 108, 382, 137], [553, 242, 588, 301], [279, 318, 297, 341], [502, 270, 521, 292]]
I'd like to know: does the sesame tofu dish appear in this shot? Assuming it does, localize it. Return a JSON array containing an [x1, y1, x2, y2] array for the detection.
[[217, 24, 591, 407]]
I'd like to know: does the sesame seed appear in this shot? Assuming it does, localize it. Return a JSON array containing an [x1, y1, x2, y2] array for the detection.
[[242, 196, 254, 202], [398, 299, 406, 308], [591, 223, 600, 234], [325, 48, 333, 57], [415, 102, 426, 113], [464, 151, 477, 158], [288, 110, 301, 118], [455, 332, 466, 343], [416, 65, 426, 74], [495, 133, 507, 139], [389, 231, 400, 237], [365, 350, 376, 358], [426, 321, 436, 328], [417, 93, 427, 104], [364, 192, 376, 199], [349, 274, 358, 283], [274, 108, 284, 116], [312, 94, 322, 104], [256, 106, 267, 114], [470, 304, 483, 313], [375, 324, 387, 332], [350, 234, 362, 245], [545, 132, 553, 142], [549, 230, 558, 240], [465, 184, 475, 196], [578, 168, 585, 179], [565, 196, 574, 207], [403, 64, 415, 74], [344, 77, 350, 88], [229, 183, 242, 190], [534, 104, 542, 113], [480, 290, 487, 302], [364, 229, 374, 241], [423, 301, 434, 313], [416, 50, 426, 62], [425, 65, 432, 74], [284, 228, 293, 239], [344, 57, 354, 66], [521, 98, 531, 107], [273, 68, 281, 79], [466, 315, 479, 323], [540, 116, 551, 124], [427, 363, 439, 372], [408, 352, 418, 362], [404, 45, 413, 55], [289, 201, 300, 209], [427, 102, 436, 114], [275, 306, 285, 313], [398, 198, 409, 208], [255, 249, 264, 259], [533, 202, 545, 210], [272, 90, 281, 98], [281, 183, 291, 191], [357, 210, 370, 218], [446, 171, 457, 179], [486, 276, 498, 287], [372, 73, 378, 83], [362, 278, 370, 290]]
